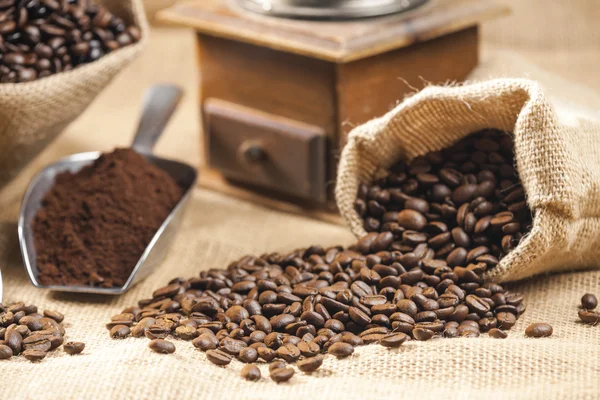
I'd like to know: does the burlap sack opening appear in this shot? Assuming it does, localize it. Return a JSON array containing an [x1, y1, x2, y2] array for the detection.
[[0, 0, 148, 188], [336, 78, 600, 283]]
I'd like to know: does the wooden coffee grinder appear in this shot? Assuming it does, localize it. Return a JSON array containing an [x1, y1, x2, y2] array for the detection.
[[159, 0, 508, 217]]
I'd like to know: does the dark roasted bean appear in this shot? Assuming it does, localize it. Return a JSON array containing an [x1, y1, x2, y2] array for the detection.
[[241, 364, 261, 381], [149, 339, 176, 354]]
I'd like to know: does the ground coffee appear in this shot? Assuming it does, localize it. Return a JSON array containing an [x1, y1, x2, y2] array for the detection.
[[34, 148, 183, 287]]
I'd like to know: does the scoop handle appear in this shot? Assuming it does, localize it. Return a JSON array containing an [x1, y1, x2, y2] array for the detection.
[[131, 84, 184, 154]]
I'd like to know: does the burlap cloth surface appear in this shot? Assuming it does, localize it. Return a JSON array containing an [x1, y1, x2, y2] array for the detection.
[[0, 1, 599, 399]]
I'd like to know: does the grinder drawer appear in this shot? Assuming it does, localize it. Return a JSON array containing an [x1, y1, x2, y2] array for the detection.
[[204, 99, 327, 202]]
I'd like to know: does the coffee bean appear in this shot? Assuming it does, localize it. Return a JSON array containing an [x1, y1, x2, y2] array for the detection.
[[148, 339, 176, 354], [297, 355, 324, 373], [397, 210, 427, 231], [496, 312, 517, 329], [192, 334, 217, 351], [42, 310, 64, 323], [488, 328, 507, 339], [327, 342, 354, 358], [241, 364, 261, 381], [238, 347, 259, 363], [525, 323, 553, 338], [63, 342, 85, 355], [22, 349, 47, 362], [349, 307, 371, 326], [276, 343, 301, 362], [379, 332, 409, 347], [109, 325, 131, 339], [581, 293, 598, 310], [412, 327, 435, 341], [0, 344, 13, 359], [206, 349, 232, 366], [258, 347, 277, 361], [270, 367, 295, 383], [269, 360, 287, 372], [578, 310, 600, 324]]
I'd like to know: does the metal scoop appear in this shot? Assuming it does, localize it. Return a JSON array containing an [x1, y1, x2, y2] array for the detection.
[[17, 84, 197, 295]]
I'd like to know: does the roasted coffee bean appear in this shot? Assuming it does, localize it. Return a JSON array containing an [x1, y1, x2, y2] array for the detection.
[[22, 349, 47, 362], [239, 347, 259, 363], [63, 342, 85, 355], [149, 339, 176, 354], [488, 328, 507, 339], [581, 293, 598, 310], [496, 312, 517, 329], [412, 327, 435, 341], [109, 325, 131, 339], [276, 343, 301, 362], [43, 310, 64, 323], [193, 334, 218, 351], [0, 344, 13, 359], [257, 346, 278, 362], [206, 349, 233, 366], [525, 323, 553, 338], [219, 338, 247, 355], [379, 332, 409, 347], [297, 355, 324, 373], [578, 310, 600, 324], [328, 342, 354, 358], [270, 367, 295, 383], [241, 364, 261, 381]]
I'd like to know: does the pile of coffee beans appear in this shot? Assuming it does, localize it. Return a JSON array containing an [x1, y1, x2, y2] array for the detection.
[[0, 301, 84, 362], [354, 129, 532, 276], [0, 0, 141, 83], [108, 240, 525, 382], [578, 293, 599, 325]]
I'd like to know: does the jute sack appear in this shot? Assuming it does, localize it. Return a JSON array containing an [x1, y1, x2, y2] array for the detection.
[[0, 0, 148, 188], [336, 78, 600, 283]]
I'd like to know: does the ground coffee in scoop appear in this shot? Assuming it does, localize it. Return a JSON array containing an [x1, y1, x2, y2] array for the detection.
[[33, 148, 184, 288]]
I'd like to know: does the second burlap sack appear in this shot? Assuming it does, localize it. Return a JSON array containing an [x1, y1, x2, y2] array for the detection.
[[0, 0, 148, 189], [336, 78, 600, 283]]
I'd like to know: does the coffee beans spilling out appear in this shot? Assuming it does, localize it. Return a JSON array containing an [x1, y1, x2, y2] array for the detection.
[[0, 0, 141, 83], [578, 293, 599, 325], [108, 236, 526, 382], [354, 129, 532, 278], [0, 302, 82, 362]]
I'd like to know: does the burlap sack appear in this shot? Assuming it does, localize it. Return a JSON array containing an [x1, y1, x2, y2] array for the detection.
[[0, 0, 148, 188], [336, 78, 600, 283]]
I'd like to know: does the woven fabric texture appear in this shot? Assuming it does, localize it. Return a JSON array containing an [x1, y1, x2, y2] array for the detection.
[[0, 0, 599, 398], [0, 0, 148, 188], [335, 76, 600, 283]]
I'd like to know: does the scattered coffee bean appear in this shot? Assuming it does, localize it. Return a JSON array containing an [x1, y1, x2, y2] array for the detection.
[[239, 347, 259, 363], [22, 349, 47, 362], [43, 310, 64, 323], [525, 323, 553, 338], [0, 344, 13, 359], [269, 360, 287, 372], [270, 367, 295, 383], [206, 349, 232, 366], [488, 328, 507, 339], [581, 293, 598, 310], [148, 339, 176, 354], [109, 325, 131, 339], [379, 332, 409, 347], [63, 342, 85, 355], [327, 342, 354, 358], [413, 327, 435, 341], [578, 310, 600, 325], [192, 334, 217, 352], [241, 364, 261, 381], [297, 355, 324, 373]]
